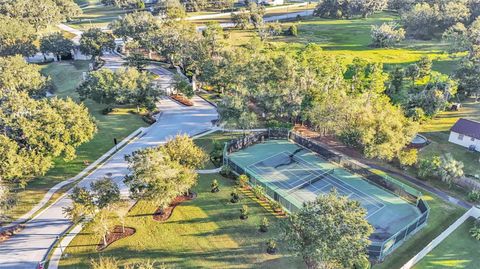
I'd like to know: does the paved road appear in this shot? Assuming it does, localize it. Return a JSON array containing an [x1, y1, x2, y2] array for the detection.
[[0, 66, 217, 268]]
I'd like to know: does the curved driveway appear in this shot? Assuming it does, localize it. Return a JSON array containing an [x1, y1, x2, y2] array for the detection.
[[0, 96, 217, 269]]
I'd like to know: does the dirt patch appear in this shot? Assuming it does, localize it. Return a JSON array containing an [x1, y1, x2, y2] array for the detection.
[[97, 226, 135, 251], [153, 192, 197, 222]]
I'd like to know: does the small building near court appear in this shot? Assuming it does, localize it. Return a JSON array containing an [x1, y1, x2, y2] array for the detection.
[[448, 118, 480, 151]]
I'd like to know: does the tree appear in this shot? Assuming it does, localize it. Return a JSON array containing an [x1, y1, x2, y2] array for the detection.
[[405, 64, 420, 87], [159, 0, 187, 20], [124, 52, 148, 70], [455, 58, 480, 100], [113, 200, 130, 233], [231, 9, 251, 29], [417, 56, 432, 78], [0, 182, 15, 222], [161, 134, 207, 169], [173, 74, 194, 98], [388, 67, 404, 94], [0, 56, 49, 97], [0, 15, 37, 57], [0, 0, 63, 30], [92, 208, 116, 247], [0, 65, 96, 183], [281, 190, 373, 269], [40, 32, 74, 61], [437, 153, 464, 187], [370, 23, 405, 48], [401, 3, 439, 39], [90, 178, 120, 209], [63, 187, 95, 222], [77, 67, 161, 112], [314, 0, 387, 19], [109, 11, 161, 57], [54, 0, 82, 21], [79, 28, 116, 60], [124, 146, 198, 211]]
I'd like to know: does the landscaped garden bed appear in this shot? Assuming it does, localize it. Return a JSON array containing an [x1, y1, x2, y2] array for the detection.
[[170, 94, 193, 106], [97, 226, 136, 251], [153, 193, 197, 222]]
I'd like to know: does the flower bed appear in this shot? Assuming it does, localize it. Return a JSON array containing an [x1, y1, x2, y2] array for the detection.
[[171, 94, 193, 106]]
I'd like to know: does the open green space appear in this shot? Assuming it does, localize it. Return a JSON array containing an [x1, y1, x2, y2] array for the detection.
[[419, 99, 480, 177], [226, 12, 456, 73], [4, 61, 146, 223], [414, 217, 480, 269], [67, 0, 137, 30], [59, 173, 302, 268]]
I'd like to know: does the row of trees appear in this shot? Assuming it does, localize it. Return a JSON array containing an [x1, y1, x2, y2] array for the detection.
[[395, 0, 480, 40], [314, 0, 388, 19], [0, 0, 81, 57], [0, 56, 97, 220]]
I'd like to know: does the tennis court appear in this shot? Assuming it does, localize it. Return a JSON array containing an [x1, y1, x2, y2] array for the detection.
[[227, 140, 422, 243]]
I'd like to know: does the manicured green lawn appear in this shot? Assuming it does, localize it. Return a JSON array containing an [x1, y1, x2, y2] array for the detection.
[[373, 188, 466, 269], [414, 217, 480, 269], [59, 173, 302, 268], [67, 0, 137, 30], [3, 61, 147, 223], [226, 12, 456, 73], [419, 100, 480, 177]]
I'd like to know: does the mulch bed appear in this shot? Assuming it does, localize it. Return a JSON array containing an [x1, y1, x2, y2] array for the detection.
[[171, 94, 194, 106], [97, 226, 136, 251], [153, 192, 197, 222], [0, 224, 24, 243]]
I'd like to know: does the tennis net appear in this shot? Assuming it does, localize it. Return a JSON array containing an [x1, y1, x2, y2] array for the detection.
[[287, 169, 334, 194]]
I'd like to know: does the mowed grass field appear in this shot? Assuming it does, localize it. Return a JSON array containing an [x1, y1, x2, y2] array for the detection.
[[226, 12, 457, 73], [59, 173, 303, 269], [419, 100, 480, 177], [68, 0, 137, 30], [3, 61, 146, 223], [414, 217, 480, 269]]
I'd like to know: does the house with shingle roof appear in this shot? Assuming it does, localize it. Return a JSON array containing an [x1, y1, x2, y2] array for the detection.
[[448, 118, 480, 151]]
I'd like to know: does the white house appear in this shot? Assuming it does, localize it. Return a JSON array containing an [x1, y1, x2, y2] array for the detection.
[[255, 0, 285, 6], [448, 118, 480, 152]]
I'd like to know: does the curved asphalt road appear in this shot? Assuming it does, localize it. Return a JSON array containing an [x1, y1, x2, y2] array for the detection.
[[0, 95, 217, 268]]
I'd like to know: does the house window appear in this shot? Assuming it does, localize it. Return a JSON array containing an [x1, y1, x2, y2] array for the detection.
[[458, 134, 464, 140]]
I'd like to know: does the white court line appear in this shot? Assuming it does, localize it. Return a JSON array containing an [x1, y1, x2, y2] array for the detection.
[[293, 153, 386, 209]]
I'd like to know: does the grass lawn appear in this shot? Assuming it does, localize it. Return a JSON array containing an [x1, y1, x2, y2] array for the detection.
[[67, 0, 137, 30], [373, 186, 466, 269], [3, 61, 147, 223], [414, 217, 480, 269], [419, 99, 480, 177], [225, 12, 456, 73], [59, 173, 303, 268]]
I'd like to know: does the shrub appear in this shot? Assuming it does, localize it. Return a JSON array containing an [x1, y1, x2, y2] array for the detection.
[[417, 156, 440, 180], [269, 200, 283, 212], [102, 106, 114, 115], [240, 204, 249, 220], [211, 179, 220, 193], [170, 94, 193, 106], [371, 23, 405, 48], [230, 188, 240, 203], [259, 217, 269, 232], [252, 185, 265, 200], [90, 256, 119, 269], [438, 153, 464, 187], [220, 165, 233, 178], [353, 256, 371, 269], [266, 239, 277, 254], [237, 174, 249, 188], [468, 189, 480, 203], [470, 218, 480, 240], [288, 25, 298, 36], [397, 149, 418, 167]]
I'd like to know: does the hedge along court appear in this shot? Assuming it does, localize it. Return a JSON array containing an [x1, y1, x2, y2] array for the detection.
[[224, 130, 430, 262]]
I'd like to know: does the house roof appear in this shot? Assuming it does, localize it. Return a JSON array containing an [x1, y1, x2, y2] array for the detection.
[[451, 118, 480, 140]]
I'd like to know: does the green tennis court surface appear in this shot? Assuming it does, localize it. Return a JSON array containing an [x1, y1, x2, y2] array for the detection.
[[228, 140, 421, 242]]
